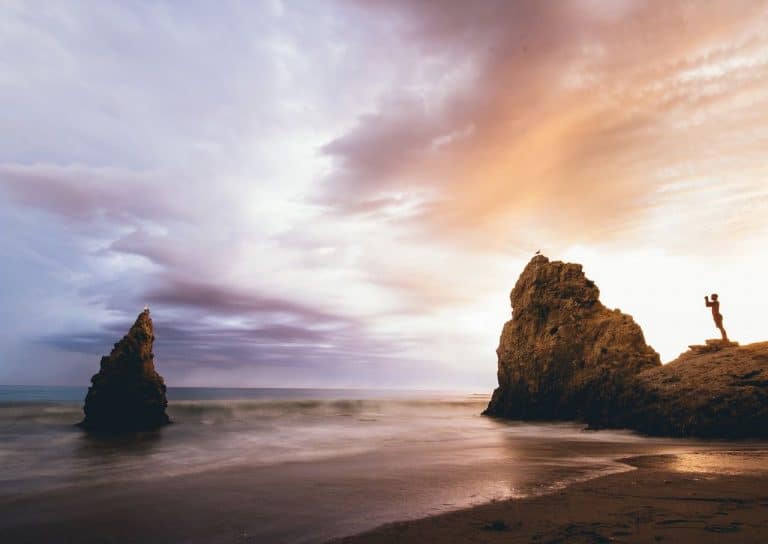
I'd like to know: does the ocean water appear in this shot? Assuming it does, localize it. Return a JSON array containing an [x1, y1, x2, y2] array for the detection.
[[0, 385, 747, 543]]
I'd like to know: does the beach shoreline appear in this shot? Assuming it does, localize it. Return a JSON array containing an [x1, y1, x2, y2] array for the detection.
[[2, 386, 767, 543], [331, 450, 768, 543], [0, 446, 766, 543]]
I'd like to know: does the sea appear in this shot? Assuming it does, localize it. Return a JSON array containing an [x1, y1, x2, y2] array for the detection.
[[0, 385, 756, 543]]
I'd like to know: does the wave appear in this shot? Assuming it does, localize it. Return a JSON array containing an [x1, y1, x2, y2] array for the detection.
[[0, 395, 494, 495], [0, 402, 83, 425], [0, 395, 489, 429]]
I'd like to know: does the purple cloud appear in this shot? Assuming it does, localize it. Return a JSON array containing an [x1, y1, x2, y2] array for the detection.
[[0, 164, 188, 223], [144, 279, 348, 324]]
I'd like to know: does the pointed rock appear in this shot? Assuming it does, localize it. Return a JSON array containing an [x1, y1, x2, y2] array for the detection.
[[80, 309, 170, 431], [484, 255, 660, 421]]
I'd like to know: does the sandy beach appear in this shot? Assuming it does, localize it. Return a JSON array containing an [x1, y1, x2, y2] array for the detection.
[[333, 450, 768, 544]]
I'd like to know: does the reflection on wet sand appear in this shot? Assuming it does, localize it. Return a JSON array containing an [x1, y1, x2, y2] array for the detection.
[[666, 450, 768, 475]]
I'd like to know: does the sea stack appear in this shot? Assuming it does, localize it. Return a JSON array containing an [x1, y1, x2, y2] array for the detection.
[[483, 255, 661, 422], [80, 309, 170, 431], [484, 255, 768, 438]]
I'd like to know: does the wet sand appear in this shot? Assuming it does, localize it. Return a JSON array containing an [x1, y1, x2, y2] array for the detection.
[[0, 444, 651, 544], [333, 450, 768, 544], [1, 450, 766, 543]]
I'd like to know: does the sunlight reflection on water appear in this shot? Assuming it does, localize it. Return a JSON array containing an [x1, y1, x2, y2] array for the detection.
[[667, 450, 768, 475]]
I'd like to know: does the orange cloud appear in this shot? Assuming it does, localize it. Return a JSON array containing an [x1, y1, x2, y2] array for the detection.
[[326, 1, 768, 254]]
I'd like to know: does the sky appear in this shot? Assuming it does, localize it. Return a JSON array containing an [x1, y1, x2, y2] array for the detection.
[[1, 0, 767, 389]]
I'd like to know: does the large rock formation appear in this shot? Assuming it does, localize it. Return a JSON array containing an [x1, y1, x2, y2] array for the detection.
[[80, 309, 170, 432], [626, 342, 768, 438], [484, 255, 660, 422], [484, 255, 768, 438]]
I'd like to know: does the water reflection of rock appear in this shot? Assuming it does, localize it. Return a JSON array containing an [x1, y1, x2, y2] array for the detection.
[[76, 428, 164, 459]]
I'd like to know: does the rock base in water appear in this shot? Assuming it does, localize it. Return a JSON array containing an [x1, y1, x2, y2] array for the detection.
[[80, 309, 170, 432]]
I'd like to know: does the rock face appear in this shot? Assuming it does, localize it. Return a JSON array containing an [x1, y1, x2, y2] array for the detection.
[[627, 342, 768, 438], [484, 255, 661, 422], [80, 309, 170, 432], [687, 339, 739, 354], [484, 255, 768, 438]]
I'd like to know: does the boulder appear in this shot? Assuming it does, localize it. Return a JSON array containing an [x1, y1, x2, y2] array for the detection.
[[483, 255, 661, 422], [80, 309, 170, 432]]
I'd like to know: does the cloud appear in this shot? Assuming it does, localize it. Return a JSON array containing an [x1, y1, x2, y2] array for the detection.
[[324, 0, 768, 251], [35, 304, 423, 386], [144, 279, 349, 324], [38, 319, 340, 360], [0, 163, 187, 223], [2, 0, 503, 388], [2, 0, 768, 387]]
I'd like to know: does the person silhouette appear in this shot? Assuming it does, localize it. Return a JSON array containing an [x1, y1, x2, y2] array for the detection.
[[704, 293, 728, 341]]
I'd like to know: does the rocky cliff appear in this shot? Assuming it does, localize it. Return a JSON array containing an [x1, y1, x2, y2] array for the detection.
[[80, 309, 170, 432], [484, 255, 768, 437], [627, 342, 768, 438], [484, 255, 661, 422]]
